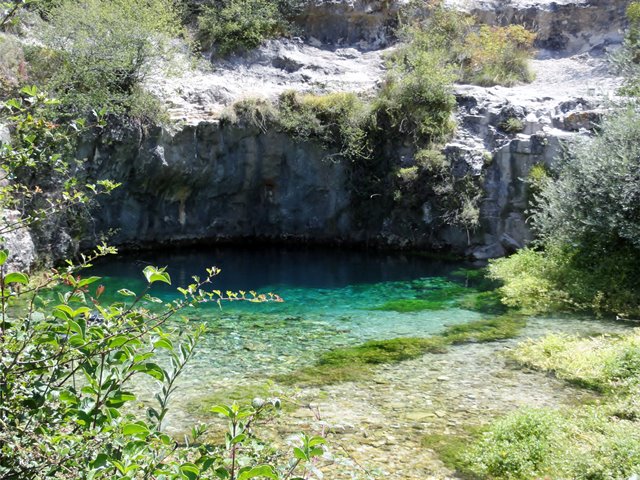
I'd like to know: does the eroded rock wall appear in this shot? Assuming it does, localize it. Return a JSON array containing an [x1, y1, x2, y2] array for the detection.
[[9, 0, 628, 266], [83, 122, 352, 248]]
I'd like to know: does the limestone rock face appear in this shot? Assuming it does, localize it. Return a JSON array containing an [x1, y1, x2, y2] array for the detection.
[[0, 210, 36, 272], [8, 0, 632, 265], [294, 0, 404, 48], [84, 0, 625, 259], [86, 122, 352, 247], [448, 0, 629, 54]]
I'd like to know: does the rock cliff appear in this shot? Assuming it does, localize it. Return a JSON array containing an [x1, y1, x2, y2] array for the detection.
[[34, 0, 634, 261]]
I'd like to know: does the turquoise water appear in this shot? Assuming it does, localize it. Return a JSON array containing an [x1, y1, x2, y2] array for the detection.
[[90, 246, 488, 396]]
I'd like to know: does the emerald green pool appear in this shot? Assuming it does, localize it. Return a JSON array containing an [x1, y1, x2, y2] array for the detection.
[[88, 245, 633, 451], [90, 246, 487, 391]]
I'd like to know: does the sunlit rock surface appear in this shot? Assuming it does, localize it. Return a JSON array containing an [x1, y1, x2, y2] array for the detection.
[[78, 0, 626, 258]]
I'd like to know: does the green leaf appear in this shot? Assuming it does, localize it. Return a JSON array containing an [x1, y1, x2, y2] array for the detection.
[[72, 307, 90, 318], [20, 85, 38, 96], [90, 453, 109, 470], [230, 433, 247, 445], [210, 405, 232, 417], [4, 99, 21, 110], [4, 272, 29, 285], [106, 392, 136, 407], [0, 250, 8, 266], [180, 464, 200, 480], [308, 436, 326, 447], [143, 265, 171, 285], [143, 294, 163, 303], [214, 468, 231, 479], [77, 276, 101, 288], [154, 338, 174, 350], [117, 288, 137, 297], [132, 362, 165, 381], [53, 305, 73, 321], [122, 423, 150, 436], [59, 390, 79, 405], [109, 335, 137, 348], [293, 447, 308, 461], [237, 465, 278, 480]]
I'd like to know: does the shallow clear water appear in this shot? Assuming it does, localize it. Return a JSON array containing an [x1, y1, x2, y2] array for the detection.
[[89, 246, 486, 393], [88, 245, 636, 450]]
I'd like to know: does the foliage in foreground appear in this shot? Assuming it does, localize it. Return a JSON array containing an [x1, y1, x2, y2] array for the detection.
[[0, 252, 326, 479]]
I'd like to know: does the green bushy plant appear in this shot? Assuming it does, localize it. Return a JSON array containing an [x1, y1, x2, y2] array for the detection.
[[462, 404, 640, 480], [500, 117, 525, 133], [221, 97, 278, 132], [466, 408, 563, 479], [277, 90, 371, 161], [463, 25, 536, 86], [376, 27, 457, 144], [456, 331, 640, 479], [0, 86, 119, 252], [37, 0, 183, 118], [197, 0, 290, 56], [398, 0, 536, 88], [490, 106, 640, 317], [614, 1, 640, 96]]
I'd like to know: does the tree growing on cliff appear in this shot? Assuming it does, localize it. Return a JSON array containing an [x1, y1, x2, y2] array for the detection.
[[34, 0, 184, 119]]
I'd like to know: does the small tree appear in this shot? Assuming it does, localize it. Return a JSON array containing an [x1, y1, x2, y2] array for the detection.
[[197, 0, 291, 56], [39, 0, 183, 116]]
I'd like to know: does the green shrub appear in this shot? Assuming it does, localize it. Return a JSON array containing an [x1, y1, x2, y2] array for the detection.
[[490, 107, 640, 317], [446, 330, 640, 480], [0, 90, 330, 479], [488, 247, 570, 313], [463, 25, 536, 86], [509, 330, 640, 393], [534, 107, 640, 250], [463, 404, 640, 480], [398, 1, 536, 88], [38, 0, 183, 118], [500, 117, 525, 133], [197, 0, 290, 55], [277, 90, 371, 160], [466, 408, 563, 479], [221, 96, 278, 132], [614, 2, 640, 95], [375, 39, 457, 144], [570, 423, 640, 480]]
